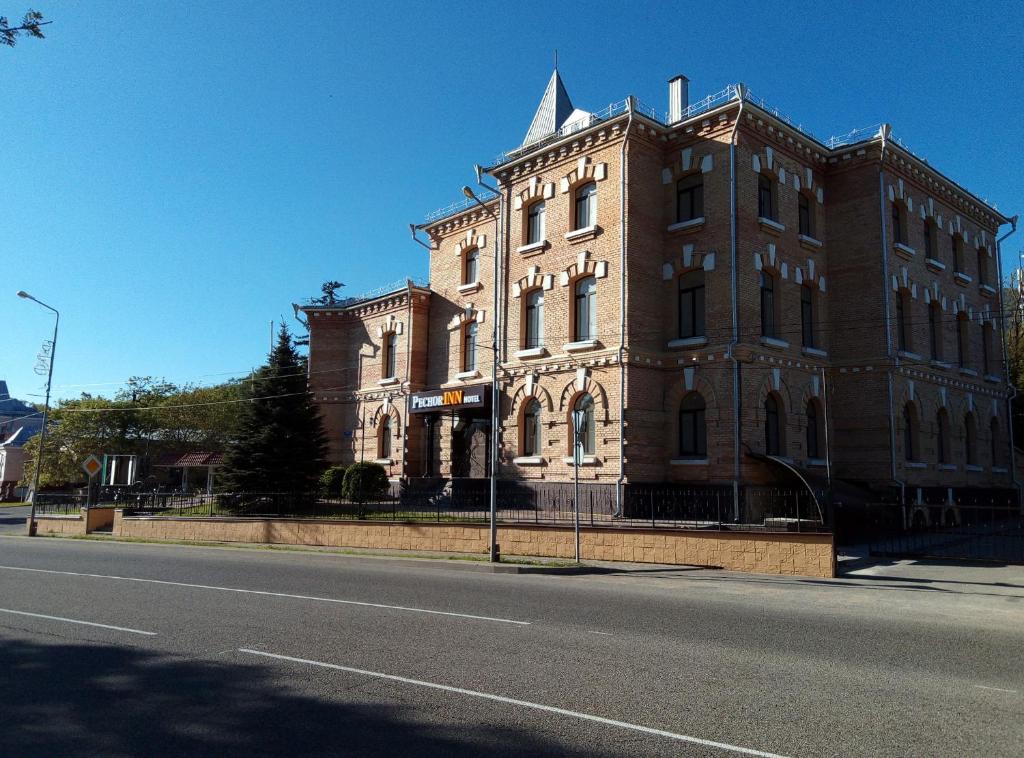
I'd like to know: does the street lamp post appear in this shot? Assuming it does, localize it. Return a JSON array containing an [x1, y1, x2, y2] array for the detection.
[[462, 181, 502, 562], [16, 291, 59, 537], [571, 408, 586, 563]]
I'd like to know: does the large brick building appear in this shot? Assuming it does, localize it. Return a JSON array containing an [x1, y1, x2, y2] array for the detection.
[[299, 70, 1017, 515]]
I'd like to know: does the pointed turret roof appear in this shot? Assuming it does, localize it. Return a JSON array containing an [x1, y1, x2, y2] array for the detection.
[[521, 69, 574, 147]]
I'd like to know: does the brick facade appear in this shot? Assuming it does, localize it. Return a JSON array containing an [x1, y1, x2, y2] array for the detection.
[[300, 77, 1015, 510]]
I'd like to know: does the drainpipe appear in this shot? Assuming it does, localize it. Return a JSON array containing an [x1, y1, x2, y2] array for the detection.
[[877, 124, 905, 505], [995, 216, 1020, 499], [727, 85, 746, 520], [615, 96, 636, 518]]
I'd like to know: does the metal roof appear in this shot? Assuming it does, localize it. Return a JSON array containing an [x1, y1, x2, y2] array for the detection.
[[521, 69, 575, 148]]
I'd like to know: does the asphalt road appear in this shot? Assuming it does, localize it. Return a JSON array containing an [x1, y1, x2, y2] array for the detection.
[[0, 536, 1020, 757]]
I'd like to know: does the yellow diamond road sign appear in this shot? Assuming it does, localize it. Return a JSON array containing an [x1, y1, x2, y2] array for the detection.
[[82, 455, 102, 477]]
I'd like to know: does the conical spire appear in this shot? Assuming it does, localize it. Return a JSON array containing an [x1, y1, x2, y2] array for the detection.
[[521, 69, 574, 147]]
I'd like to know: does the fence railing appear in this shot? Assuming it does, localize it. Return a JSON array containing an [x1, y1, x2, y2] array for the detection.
[[107, 482, 828, 533]]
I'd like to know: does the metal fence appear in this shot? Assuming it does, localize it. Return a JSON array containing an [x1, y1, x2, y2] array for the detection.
[[107, 481, 827, 533], [868, 500, 1024, 563], [32, 492, 90, 515]]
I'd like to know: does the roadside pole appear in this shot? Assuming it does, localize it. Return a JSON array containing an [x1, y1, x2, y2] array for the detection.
[[572, 408, 585, 563]]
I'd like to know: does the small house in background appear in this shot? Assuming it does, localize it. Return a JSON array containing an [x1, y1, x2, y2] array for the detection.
[[0, 380, 42, 501], [153, 451, 224, 494]]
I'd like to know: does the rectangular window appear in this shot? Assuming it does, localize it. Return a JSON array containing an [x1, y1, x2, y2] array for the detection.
[[463, 323, 477, 371], [384, 333, 397, 378], [800, 286, 814, 348], [574, 278, 596, 341], [760, 272, 775, 338], [758, 175, 775, 220], [798, 194, 812, 237], [679, 409, 706, 457], [575, 184, 597, 230], [464, 250, 478, 285], [896, 295, 907, 352], [527, 202, 545, 245], [923, 222, 933, 259], [525, 289, 544, 348], [676, 175, 703, 223], [929, 306, 939, 360], [892, 203, 903, 244], [678, 273, 705, 339]]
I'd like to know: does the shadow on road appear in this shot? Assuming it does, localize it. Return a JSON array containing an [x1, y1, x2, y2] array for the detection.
[[0, 636, 614, 757]]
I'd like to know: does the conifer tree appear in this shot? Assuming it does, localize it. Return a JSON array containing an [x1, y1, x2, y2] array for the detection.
[[219, 324, 327, 492]]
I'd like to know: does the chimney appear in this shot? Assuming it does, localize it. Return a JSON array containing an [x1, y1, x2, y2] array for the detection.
[[668, 75, 689, 123]]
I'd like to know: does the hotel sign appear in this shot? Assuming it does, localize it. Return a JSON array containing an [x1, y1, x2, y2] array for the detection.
[[410, 384, 490, 413]]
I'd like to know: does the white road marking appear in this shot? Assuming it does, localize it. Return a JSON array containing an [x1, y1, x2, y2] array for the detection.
[[238, 648, 790, 757], [586, 630, 613, 635], [0, 565, 529, 626], [973, 685, 1017, 694], [0, 607, 156, 635]]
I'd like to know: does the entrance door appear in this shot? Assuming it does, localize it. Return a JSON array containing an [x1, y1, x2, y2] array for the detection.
[[424, 418, 441, 477], [452, 419, 489, 478]]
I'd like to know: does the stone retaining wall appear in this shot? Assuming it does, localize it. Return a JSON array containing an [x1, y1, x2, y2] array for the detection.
[[33, 507, 116, 536], [113, 512, 834, 577]]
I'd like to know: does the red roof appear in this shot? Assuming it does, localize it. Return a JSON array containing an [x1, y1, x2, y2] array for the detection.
[[155, 451, 224, 468]]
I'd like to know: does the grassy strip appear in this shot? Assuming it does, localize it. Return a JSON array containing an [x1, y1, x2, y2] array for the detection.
[[0, 502, 29, 508], [54, 533, 577, 567]]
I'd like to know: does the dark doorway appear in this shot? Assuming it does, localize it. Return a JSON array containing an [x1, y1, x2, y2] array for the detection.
[[451, 418, 489, 478], [423, 417, 441, 477]]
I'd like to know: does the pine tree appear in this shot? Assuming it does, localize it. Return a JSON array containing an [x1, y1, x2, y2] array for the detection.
[[219, 324, 327, 493]]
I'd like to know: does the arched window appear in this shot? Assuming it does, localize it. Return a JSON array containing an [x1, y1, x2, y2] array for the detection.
[[928, 302, 942, 361], [952, 234, 965, 272], [574, 182, 597, 230], [903, 403, 918, 462], [798, 193, 814, 237], [800, 284, 815, 348], [676, 174, 703, 223], [990, 417, 1000, 467], [383, 332, 397, 379], [891, 202, 905, 245], [379, 416, 392, 460], [574, 276, 597, 342], [678, 270, 705, 339], [526, 201, 545, 245], [678, 392, 707, 458], [522, 399, 542, 457], [895, 290, 910, 353], [758, 174, 776, 221], [937, 409, 949, 464], [806, 400, 822, 460], [977, 247, 989, 286], [765, 394, 783, 456], [572, 393, 596, 456], [956, 313, 970, 368], [760, 270, 777, 338], [463, 247, 479, 285], [462, 322, 478, 372], [965, 412, 977, 466], [923, 220, 935, 260], [524, 288, 544, 349]]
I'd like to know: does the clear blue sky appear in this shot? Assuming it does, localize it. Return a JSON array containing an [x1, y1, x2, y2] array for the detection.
[[5, 0, 1023, 403]]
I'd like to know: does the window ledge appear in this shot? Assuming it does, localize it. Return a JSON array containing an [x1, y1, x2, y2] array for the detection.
[[760, 336, 790, 349], [667, 217, 705, 233], [797, 234, 823, 250], [984, 373, 1002, 383], [929, 360, 952, 370], [455, 370, 481, 381], [937, 464, 957, 472], [670, 457, 709, 466], [993, 466, 1008, 474], [924, 257, 946, 272], [668, 336, 708, 349], [377, 377, 400, 386], [959, 367, 979, 377], [562, 456, 598, 466], [807, 458, 827, 467], [565, 225, 599, 242], [905, 461, 928, 469], [457, 281, 482, 295], [514, 347, 548, 360], [801, 346, 828, 358], [954, 271, 972, 285], [373, 459, 393, 466], [980, 284, 996, 297], [513, 456, 544, 466], [563, 339, 599, 353], [966, 464, 984, 473], [516, 240, 547, 256], [893, 242, 916, 260], [897, 350, 923, 361], [757, 217, 785, 235]]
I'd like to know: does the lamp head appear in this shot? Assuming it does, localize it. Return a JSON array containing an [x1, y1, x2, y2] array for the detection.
[[16, 291, 30, 299], [461, 186, 475, 200]]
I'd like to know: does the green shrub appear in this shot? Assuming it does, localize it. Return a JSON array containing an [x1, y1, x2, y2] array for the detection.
[[320, 465, 348, 497], [342, 462, 389, 513]]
